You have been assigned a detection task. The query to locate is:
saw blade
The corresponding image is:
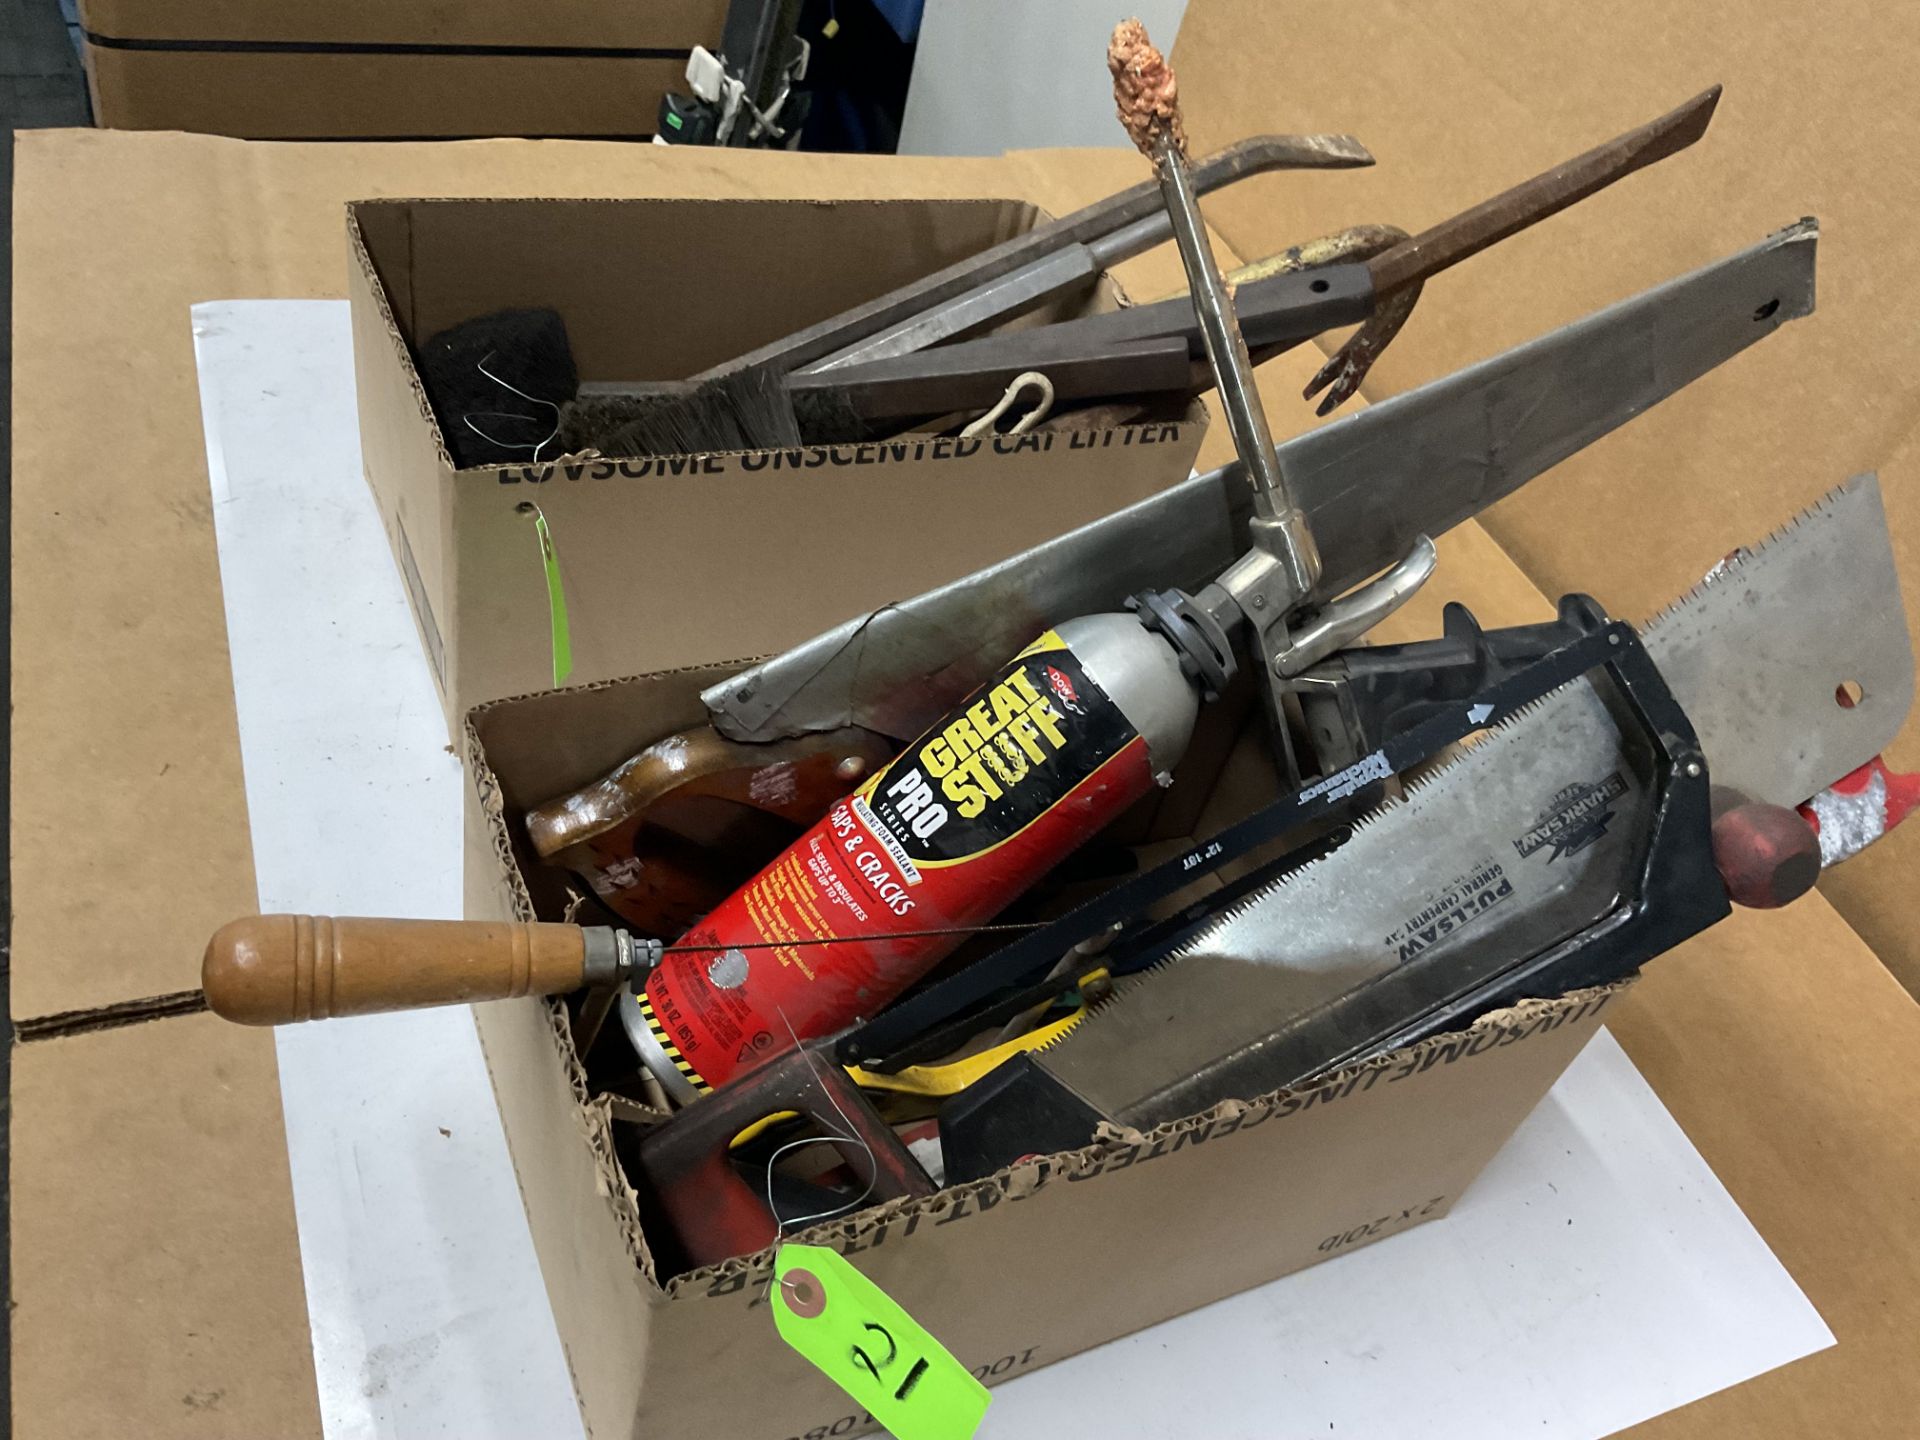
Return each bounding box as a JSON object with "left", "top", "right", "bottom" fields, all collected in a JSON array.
[
  {"left": 1033, "top": 475, "right": 1913, "bottom": 1127},
  {"left": 1635, "top": 473, "right": 1910, "bottom": 807},
  {"left": 1037, "top": 674, "right": 1647, "bottom": 1128}
]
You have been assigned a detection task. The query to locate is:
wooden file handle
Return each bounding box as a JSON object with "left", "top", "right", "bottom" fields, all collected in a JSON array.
[{"left": 203, "top": 915, "right": 596, "bottom": 1025}]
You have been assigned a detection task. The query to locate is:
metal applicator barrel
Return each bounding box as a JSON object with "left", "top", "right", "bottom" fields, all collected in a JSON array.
[{"left": 1109, "top": 18, "right": 1321, "bottom": 602}]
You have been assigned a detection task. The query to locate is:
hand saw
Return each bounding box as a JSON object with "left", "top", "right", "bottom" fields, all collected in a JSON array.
[
  {"left": 901, "top": 474, "right": 1911, "bottom": 1177},
  {"left": 516, "top": 220, "right": 1815, "bottom": 946},
  {"left": 196, "top": 477, "right": 1909, "bottom": 1272},
  {"left": 605, "top": 474, "right": 1910, "bottom": 1268},
  {"left": 708, "top": 219, "right": 1816, "bottom": 747}
]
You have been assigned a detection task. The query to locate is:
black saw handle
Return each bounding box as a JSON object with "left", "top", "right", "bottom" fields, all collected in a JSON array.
[{"left": 941, "top": 609, "right": 1734, "bottom": 1183}]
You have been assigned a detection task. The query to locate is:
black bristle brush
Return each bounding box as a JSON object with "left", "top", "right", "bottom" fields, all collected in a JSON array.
[
  {"left": 414, "top": 307, "right": 579, "bottom": 469},
  {"left": 561, "top": 366, "right": 870, "bottom": 459}
]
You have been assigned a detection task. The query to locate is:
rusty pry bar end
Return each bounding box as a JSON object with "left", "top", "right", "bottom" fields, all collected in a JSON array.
[
  {"left": 1368, "top": 84, "right": 1724, "bottom": 297},
  {"left": 1110, "top": 18, "right": 1186, "bottom": 163},
  {"left": 1308, "top": 83, "right": 1724, "bottom": 410}
]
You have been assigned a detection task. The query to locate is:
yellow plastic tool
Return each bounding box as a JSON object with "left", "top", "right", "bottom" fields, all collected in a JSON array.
[{"left": 726, "top": 981, "right": 1104, "bottom": 1149}]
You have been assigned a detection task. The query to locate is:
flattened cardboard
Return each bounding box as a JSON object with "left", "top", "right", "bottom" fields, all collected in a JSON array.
[
  {"left": 1174, "top": 0, "right": 1920, "bottom": 993},
  {"left": 78, "top": 0, "right": 727, "bottom": 139},
  {"left": 16, "top": 120, "right": 1920, "bottom": 1440},
  {"left": 463, "top": 656, "right": 1616, "bottom": 1438},
  {"left": 1604, "top": 894, "right": 1920, "bottom": 1438},
  {"left": 10, "top": 1015, "right": 321, "bottom": 1439},
  {"left": 348, "top": 194, "right": 1207, "bottom": 731}
]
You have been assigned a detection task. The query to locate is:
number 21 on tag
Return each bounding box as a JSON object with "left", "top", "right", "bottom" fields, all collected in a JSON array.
[{"left": 772, "top": 1245, "right": 990, "bottom": 1440}]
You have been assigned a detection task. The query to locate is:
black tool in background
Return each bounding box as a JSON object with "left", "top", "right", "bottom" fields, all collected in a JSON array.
[{"left": 795, "top": 0, "right": 917, "bottom": 154}]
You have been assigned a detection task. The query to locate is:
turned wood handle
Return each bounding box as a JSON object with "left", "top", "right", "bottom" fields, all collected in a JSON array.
[
  {"left": 1709, "top": 789, "right": 1821, "bottom": 911},
  {"left": 524, "top": 723, "right": 892, "bottom": 859},
  {"left": 203, "top": 915, "right": 591, "bottom": 1025}
]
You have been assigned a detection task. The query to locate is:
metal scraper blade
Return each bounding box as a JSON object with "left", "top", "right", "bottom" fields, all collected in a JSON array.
[
  {"left": 1030, "top": 476, "right": 1912, "bottom": 1129},
  {"left": 1638, "top": 472, "right": 1911, "bottom": 807}
]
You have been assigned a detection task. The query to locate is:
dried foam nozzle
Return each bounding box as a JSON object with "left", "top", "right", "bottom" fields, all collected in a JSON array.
[{"left": 1108, "top": 18, "right": 1186, "bottom": 161}]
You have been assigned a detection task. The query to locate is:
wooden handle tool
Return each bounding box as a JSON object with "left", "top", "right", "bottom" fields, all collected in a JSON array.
[
  {"left": 202, "top": 915, "right": 641, "bottom": 1025},
  {"left": 1709, "top": 789, "right": 1821, "bottom": 910}
]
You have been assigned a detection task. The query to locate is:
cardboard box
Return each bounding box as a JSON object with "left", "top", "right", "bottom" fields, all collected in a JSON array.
[
  {"left": 459, "top": 658, "right": 1618, "bottom": 1439},
  {"left": 14, "top": 112, "right": 1920, "bottom": 1438},
  {"left": 347, "top": 194, "right": 1209, "bottom": 733},
  {"left": 78, "top": 0, "right": 726, "bottom": 139}
]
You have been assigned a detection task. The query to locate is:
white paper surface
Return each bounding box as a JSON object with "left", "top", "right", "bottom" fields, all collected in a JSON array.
[
  {"left": 195, "top": 300, "right": 585, "bottom": 1440},
  {"left": 197, "top": 299, "right": 1833, "bottom": 1440},
  {"left": 987, "top": 1028, "right": 1832, "bottom": 1437}
]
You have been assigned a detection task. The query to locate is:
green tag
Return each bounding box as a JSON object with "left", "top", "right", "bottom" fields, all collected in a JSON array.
[
  {"left": 532, "top": 509, "right": 574, "bottom": 687},
  {"left": 772, "top": 1245, "right": 990, "bottom": 1440}
]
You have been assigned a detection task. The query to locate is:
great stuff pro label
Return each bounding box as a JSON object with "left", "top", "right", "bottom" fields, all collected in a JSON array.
[{"left": 638, "top": 631, "right": 1154, "bottom": 1089}]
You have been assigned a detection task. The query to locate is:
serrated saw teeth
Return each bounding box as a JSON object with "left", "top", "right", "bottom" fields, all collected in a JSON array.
[
  {"left": 1640, "top": 473, "right": 1866, "bottom": 633},
  {"left": 1037, "top": 473, "right": 1910, "bottom": 1081}
]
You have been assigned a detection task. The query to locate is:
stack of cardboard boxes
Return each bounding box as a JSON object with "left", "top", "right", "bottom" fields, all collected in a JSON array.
[{"left": 77, "top": 0, "right": 727, "bottom": 139}]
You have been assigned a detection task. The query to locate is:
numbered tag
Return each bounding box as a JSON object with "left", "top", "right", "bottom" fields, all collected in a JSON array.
[{"left": 772, "top": 1245, "right": 990, "bottom": 1440}]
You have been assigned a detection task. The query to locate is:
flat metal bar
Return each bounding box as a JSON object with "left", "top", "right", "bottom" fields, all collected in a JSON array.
[
  {"left": 1288, "top": 217, "right": 1817, "bottom": 600},
  {"left": 698, "top": 133, "right": 1373, "bottom": 379},
  {"left": 805, "top": 245, "right": 1102, "bottom": 374},
  {"left": 789, "top": 332, "right": 1195, "bottom": 420},
  {"left": 707, "top": 221, "right": 1817, "bottom": 742},
  {"left": 1370, "top": 87, "right": 1722, "bottom": 295},
  {"left": 807, "top": 263, "right": 1375, "bottom": 409},
  {"left": 801, "top": 209, "right": 1187, "bottom": 377}
]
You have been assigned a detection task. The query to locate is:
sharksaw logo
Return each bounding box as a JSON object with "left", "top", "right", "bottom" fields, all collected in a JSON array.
[{"left": 1514, "top": 772, "right": 1630, "bottom": 862}]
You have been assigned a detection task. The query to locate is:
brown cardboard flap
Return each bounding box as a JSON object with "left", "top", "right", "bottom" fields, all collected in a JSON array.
[
  {"left": 1609, "top": 892, "right": 1920, "bottom": 1437},
  {"left": 1173, "top": 0, "right": 1920, "bottom": 992},
  {"left": 78, "top": 0, "right": 727, "bottom": 49},
  {"left": 10, "top": 1015, "right": 321, "bottom": 1439},
  {"left": 366, "top": 196, "right": 1043, "bottom": 391},
  {"left": 472, "top": 663, "right": 747, "bottom": 815}
]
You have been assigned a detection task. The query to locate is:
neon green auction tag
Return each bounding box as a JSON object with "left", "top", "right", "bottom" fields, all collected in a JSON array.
[
  {"left": 772, "top": 1245, "right": 990, "bottom": 1440},
  {"left": 531, "top": 509, "right": 573, "bottom": 687}
]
